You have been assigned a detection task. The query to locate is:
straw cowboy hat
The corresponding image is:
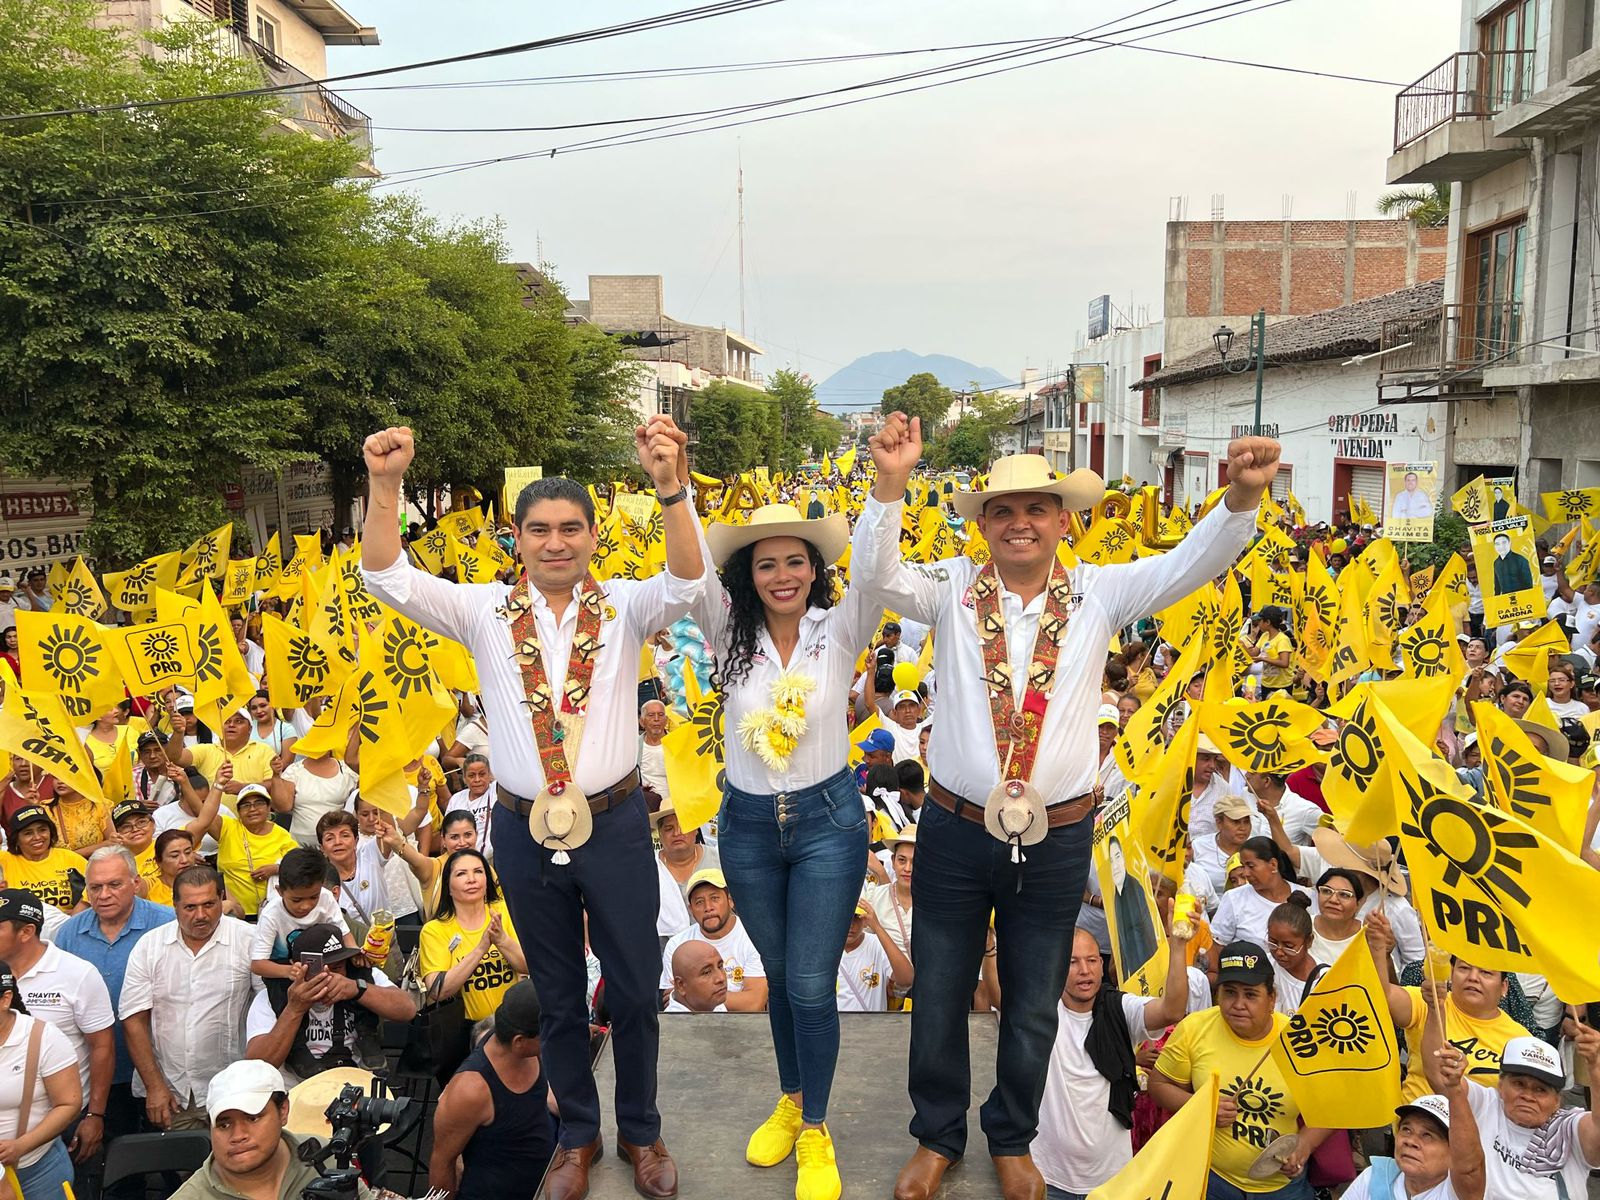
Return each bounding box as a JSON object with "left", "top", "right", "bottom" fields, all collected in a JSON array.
[
  {"left": 1310, "top": 826, "right": 1408, "bottom": 898},
  {"left": 529, "top": 783, "right": 594, "bottom": 864},
  {"left": 285, "top": 1068, "right": 394, "bottom": 1139},
  {"left": 705, "top": 503, "right": 849, "bottom": 569},
  {"left": 951, "top": 454, "right": 1104, "bottom": 520}
]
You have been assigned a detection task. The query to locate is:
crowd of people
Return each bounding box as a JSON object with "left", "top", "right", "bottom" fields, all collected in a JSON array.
[{"left": 0, "top": 411, "right": 1595, "bottom": 1200}]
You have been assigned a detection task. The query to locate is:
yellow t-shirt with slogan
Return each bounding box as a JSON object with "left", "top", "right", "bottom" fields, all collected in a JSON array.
[
  {"left": 215, "top": 815, "right": 298, "bottom": 917},
  {"left": 1400, "top": 986, "right": 1526, "bottom": 1103},
  {"left": 1155, "top": 1008, "right": 1298, "bottom": 1192},
  {"left": 1259, "top": 631, "right": 1295, "bottom": 690},
  {"left": 0, "top": 848, "right": 88, "bottom": 910},
  {"left": 189, "top": 742, "right": 275, "bottom": 789},
  {"left": 419, "top": 901, "right": 520, "bottom": 1022}
]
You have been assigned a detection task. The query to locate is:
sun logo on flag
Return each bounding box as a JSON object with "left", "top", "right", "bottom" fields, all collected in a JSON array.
[
  {"left": 60, "top": 581, "right": 96, "bottom": 616},
  {"left": 39, "top": 625, "right": 100, "bottom": 694},
  {"left": 1221, "top": 705, "right": 1293, "bottom": 771},
  {"left": 1557, "top": 491, "right": 1594, "bottom": 520},
  {"left": 1374, "top": 591, "right": 1403, "bottom": 636},
  {"left": 691, "top": 692, "right": 725, "bottom": 759},
  {"left": 139, "top": 628, "right": 182, "bottom": 667},
  {"left": 353, "top": 672, "right": 389, "bottom": 745},
  {"left": 381, "top": 623, "right": 437, "bottom": 700},
  {"left": 287, "top": 635, "right": 330, "bottom": 689},
  {"left": 1330, "top": 704, "right": 1381, "bottom": 793},
  {"left": 1484, "top": 738, "right": 1552, "bottom": 824},
  {"left": 1308, "top": 1002, "right": 1378, "bottom": 1055},
  {"left": 1209, "top": 606, "right": 1243, "bottom": 659},
  {"left": 1229, "top": 1075, "right": 1285, "bottom": 1125},
  {"left": 1401, "top": 629, "right": 1448, "bottom": 675},
  {"left": 1399, "top": 776, "right": 1534, "bottom": 907}
]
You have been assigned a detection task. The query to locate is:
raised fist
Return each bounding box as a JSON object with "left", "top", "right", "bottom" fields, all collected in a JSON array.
[{"left": 364, "top": 427, "right": 415, "bottom": 481}]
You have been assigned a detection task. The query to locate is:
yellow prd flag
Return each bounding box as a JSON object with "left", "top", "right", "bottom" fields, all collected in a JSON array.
[
  {"left": 180, "top": 522, "right": 233, "bottom": 582},
  {"left": 1397, "top": 752, "right": 1600, "bottom": 998},
  {"left": 59, "top": 558, "right": 106, "bottom": 620},
  {"left": 682, "top": 657, "right": 704, "bottom": 711},
  {"left": 1298, "top": 553, "right": 1338, "bottom": 672},
  {"left": 820, "top": 452, "right": 833, "bottom": 477},
  {"left": 1086, "top": 1071, "right": 1216, "bottom": 1200},
  {"left": 1541, "top": 488, "right": 1600, "bottom": 525},
  {"left": 1155, "top": 583, "right": 1218, "bottom": 658},
  {"left": 662, "top": 690, "right": 725, "bottom": 831},
  {"left": 103, "top": 551, "right": 181, "bottom": 616},
  {"left": 254, "top": 532, "right": 283, "bottom": 592},
  {"left": 1114, "top": 634, "right": 1204, "bottom": 785},
  {"left": 218, "top": 558, "right": 258, "bottom": 608},
  {"left": 1198, "top": 695, "right": 1326, "bottom": 776},
  {"left": 0, "top": 663, "right": 107, "bottom": 804},
  {"left": 1073, "top": 518, "right": 1140, "bottom": 566},
  {"left": 45, "top": 561, "right": 68, "bottom": 605},
  {"left": 436, "top": 508, "right": 483, "bottom": 541},
  {"left": 410, "top": 527, "right": 451, "bottom": 577},
  {"left": 105, "top": 617, "right": 203, "bottom": 697},
  {"left": 273, "top": 533, "right": 324, "bottom": 600},
  {"left": 350, "top": 612, "right": 457, "bottom": 813},
  {"left": 1322, "top": 693, "right": 1406, "bottom": 845},
  {"left": 1397, "top": 585, "right": 1465, "bottom": 681},
  {"left": 1453, "top": 477, "right": 1492, "bottom": 526},
  {"left": 1269, "top": 928, "right": 1400, "bottom": 1129},
  {"left": 1502, "top": 620, "right": 1566, "bottom": 694},
  {"left": 1129, "top": 716, "right": 1199, "bottom": 886},
  {"left": 1317, "top": 573, "right": 1371, "bottom": 685},
  {"left": 1364, "top": 553, "right": 1410, "bottom": 671},
  {"left": 333, "top": 549, "right": 382, "bottom": 628},
  {"left": 1327, "top": 675, "right": 1455, "bottom": 750},
  {"left": 196, "top": 583, "right": 255, "bottom": 705},
  {"left": 261, "top": 614, "right": 346, "bottom": 712},
  {"left": 1201, "top": 571, "right": 1243, "bottom": 699},
  {"left": 589, "top": 511, "right": 626, "bottom": 581},
  {"left": 16, "top": 610, "right": 125, "bottom": 722},
  {"left": 834, "top": 446, "right": 856, "bottom": 478},
  {"left": 1473, "top": 701, "right": 1591, "bottom": 851},
  {"left": 847, "top": 710, "right": 883, "bottom": 769},
  {"left": 292, "top": 678, "right": 359, "bottom": 760},
  {"left": 448, "top": 537, "right": 500, "bottom": 585}
]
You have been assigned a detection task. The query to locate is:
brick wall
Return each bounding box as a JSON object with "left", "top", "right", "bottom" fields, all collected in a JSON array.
[{"left": 587, "top": 275, "right": 665, "bottom": 329}]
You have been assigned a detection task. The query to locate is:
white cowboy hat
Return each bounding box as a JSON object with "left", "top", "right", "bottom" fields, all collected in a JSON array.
[
  {"left": 705, "top": 503, "right": 849, "bottom": 569},
  {"left": 285, "top": 1068, "right": 394, "bottom": 1139},
  {"left": 951, "top": 454, "right": 1104, "bottom": 520}
]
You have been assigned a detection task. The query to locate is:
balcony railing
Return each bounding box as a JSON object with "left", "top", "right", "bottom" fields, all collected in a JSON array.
[
  {"left": 1376, "top": 301, "right": 1522, "bottom": 402},
  {"left": 1394, "top": 50, "right": 1534, "bottom": 151}
]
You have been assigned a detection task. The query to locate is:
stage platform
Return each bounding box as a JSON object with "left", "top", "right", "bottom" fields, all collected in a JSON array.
[{"left": 536, "top": 1012, "right": 1002, "bottom": 1198}]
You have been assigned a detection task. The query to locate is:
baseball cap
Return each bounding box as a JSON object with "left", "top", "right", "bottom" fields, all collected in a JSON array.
[
  {"left": 1544, "top": 555, "right": 1558, "bottom": 566},
  {"left": 7, "top": 806, "right": 51, "bottom": 839},
  {"left": 856, "top": 729, "right": 895, "bottom": 754},
  {"left": 890, "top": 689, "right": 920, "bottom": 707},
  {"left": 206, "top": 1060, "right": 286, "bottom": 1123},
  {"left": 287, "top": 923, "right": 362, "bottom": 965},
  {"left": 1225, "top": 852, "right": 1243, "bottom": 876},
  {"left": 0, "top": 890, "right": 45, "bottom": 931},
  {"left": 174, "top": 696, "right": 195, "bottom": 714},
  {"left": 1214, "top": 794, "right": 1253, "bottom": 821},
  {"left": 685, "top": 868, "right": 727, "bottom": 899},
  {"left": 236, "top": 782, "right": 272, "bottom": 807},
  {"left": 853, "top": 895, "right": 871, "bottom": 918},
  {"left": 1394, "top": 1094, "right": 1451, "bottom": 1132},
  {"left": 1215, "top": 940, "right": 1274, "bottom": 986},
  {"left": 1500, "top": 1036, "right": 1564, "bottom": 1089},
  {"left": 135, "top": 731, "right": 163, "bottom": 752},
  {"left": 111, "top": 801, "right": 152, "bottom": 828},
  {"left": 1097, "top": 703, "right": 1120, "bottom": 726}
]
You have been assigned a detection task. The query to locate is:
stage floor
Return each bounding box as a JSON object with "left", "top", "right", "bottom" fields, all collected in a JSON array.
[{"left": 537, "top": 1012, "right": 1002, "bottom": 1198}]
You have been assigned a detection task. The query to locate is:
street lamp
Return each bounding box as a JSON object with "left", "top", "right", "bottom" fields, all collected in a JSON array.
[{"left": 1214, "top": 307, "right": 1267, "bottom": 435}]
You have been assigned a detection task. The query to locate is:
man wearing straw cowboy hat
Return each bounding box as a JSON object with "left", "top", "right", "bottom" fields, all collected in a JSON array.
[
  {"left": 858, "top": 413, "right": 1280, "bottom": 1200},
  {"left": 361, "top": 417, "right": 703, "bottom": 1200}
]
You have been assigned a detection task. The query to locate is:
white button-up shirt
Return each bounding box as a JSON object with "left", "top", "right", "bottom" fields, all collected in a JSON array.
[
  {"left": 849, "top": 496, "right": 1257, "bottom": 806},
  {"left": 118, "top": 916, "right": 259, "bottom": 1102},
  {"left": 365, "top": 553, "right": 700, "bottom": 797}
]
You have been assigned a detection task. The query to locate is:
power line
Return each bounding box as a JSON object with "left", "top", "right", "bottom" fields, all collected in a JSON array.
[{"left": 0, "top": 0, "right": 789, "bottom": 124}]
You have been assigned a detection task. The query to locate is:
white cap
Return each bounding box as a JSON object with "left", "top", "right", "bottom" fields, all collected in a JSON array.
[
  {"left": 890, "top": 689, "right": 920, "bottom": 707},
  {"left": 1501, "top": 1036, "right": 1565, "bottom": 1088},
  {"left": 1097, "top": 703, "right": 1120, "bottom": 726},
  {"left": 206, "top": 1059, "right": 285, "bottom": 1122},
  {"left": 1394, "top": 1093, "right": 1451, "bottom": 1130}
]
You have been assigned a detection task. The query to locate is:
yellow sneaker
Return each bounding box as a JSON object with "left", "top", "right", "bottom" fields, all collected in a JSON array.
[
  {"left": 795, "top": 1126, "right": 841, "bottom": 1200},
  {"left": 746, "top": 1094, "right": 804, "bottom": 1167}
]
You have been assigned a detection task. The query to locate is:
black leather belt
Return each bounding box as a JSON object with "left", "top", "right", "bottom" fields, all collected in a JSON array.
[
  {"left": 496, "top": 769, "right": 642, "bottom": 818},
  {"left": 928, "top": 778, "right": 1096, "bottom": 829}
]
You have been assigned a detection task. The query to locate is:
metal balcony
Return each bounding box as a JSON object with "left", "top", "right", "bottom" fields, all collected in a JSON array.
[
  {"left": 1376, "top": 301, "right": 1522, "bottom": 403},
  {"left": 1387, "top": 51, "right": 1532, "bottom": 184}
]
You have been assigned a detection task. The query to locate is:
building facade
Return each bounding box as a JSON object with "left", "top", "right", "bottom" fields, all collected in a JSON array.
[
  {"left": 1047, "top": 321, "right": 1167, "bottom": 488},
  {"left": 1382, "top": 0, "right": 1600, "bottom": 497}
]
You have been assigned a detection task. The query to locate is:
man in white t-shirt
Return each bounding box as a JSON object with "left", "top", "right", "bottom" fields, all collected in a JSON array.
[
  {"left": 663, "top": 941, "right": 729, "bottom": 1013},
  {"left": 835, "top": 897, "right": 908, "bottom": 1013},
  {"left": 637, "top": 701, "right": 670, "bottom": 801},
  {"left": 658, "top": 869, "right": 767, "bottom": 1012},
  {"left": 1034, "top": 927, "right": 1191, "bottom": 1198}
]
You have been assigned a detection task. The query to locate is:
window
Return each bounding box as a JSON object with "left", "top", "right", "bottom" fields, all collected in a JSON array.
[
  {"left": 1141, "top": 354, "right": 1161, "bottom": 425},
  {"left": 1463, "top": 216, "right": 1526, "bottom": 362},
  {"left": 254, "top": 12, "right": 278, "bottom": 55},
  {"left": 1477, "top": 0, "right": 1535, "bottom": 109}
]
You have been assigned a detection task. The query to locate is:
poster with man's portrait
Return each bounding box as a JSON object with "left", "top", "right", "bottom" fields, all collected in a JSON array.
[
  {"left": 1487, "top": 477, "right": 1518, "bottom": 523},
  {"left": 1472, "top": 516, "right": 1542, "bottom": 627},
  {"left": 1091, "top": 789, "right": 1169, "bottom": 997},
  {"left": 1383, "top": 462, "right": 1437, "bottom": 542}
]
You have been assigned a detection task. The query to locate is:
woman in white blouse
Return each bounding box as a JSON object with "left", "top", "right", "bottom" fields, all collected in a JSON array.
[
  {"left": 1208, "top": 836, "right": 1316, "bottom": 982},
  {"left": 694, "top": 503, "right": 881, "bottom": 1200},
  {"left": 0, "top": 962, "right": 79, "bottom": 1199}
]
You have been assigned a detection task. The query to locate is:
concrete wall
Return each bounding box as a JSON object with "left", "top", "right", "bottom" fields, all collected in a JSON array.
[
  {"left": 1066, "top": 322, "right": 1165, "bottom": 484},
  {"left": 588, "top": 275, "right": 666, "bottom": 328},
  {"left": 253, "top": 0, "right": 329, "bottom": 75}
]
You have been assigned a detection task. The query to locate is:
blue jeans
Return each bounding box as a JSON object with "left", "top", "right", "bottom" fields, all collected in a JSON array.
[
  {"left": 1206, "top": 1170, "right": 1313, "bottom": 1200},
  {"left": 492, "top": 788, "right": 661, "bottom": 1149},
  {"left": 1045, "top": 1189, "right": 1087, "bottom": 1200},
  {"left": 14, "top": 1139, "right": 72, "bottom": 1200},
  {"left": 718, "top": 768, "right": 868, "bottom": 1125},
  {"left": 908, "top": 790, "right": 1092, "bottom": 1159}
]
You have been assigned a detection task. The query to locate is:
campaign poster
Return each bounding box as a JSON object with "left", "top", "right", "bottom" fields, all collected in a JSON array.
[
  {"left": 1383, "top": 462, "right": 1437, "bottom": 543},
  {"left": 1472, "top": 516, "right": 1543, "bottom": 628},
  {"left": 1092, "top": 788, "right": 1170, "bottom": 997},
  {"left": 1487, "top": 477, "right": 1518, "bottom": 523}
]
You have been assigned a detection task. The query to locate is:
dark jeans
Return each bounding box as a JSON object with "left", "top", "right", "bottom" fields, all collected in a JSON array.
[
  {"left": 1206, "top": 1170, "right": 1313, "bottom": 1199},
  {"left": 908, "top": 791, "right": 1092, "bottom": 1159},
  {"left": 718, "top": 768, "right": 868, "bottom": 1125},
  {"left": 492, "top": 788, "right": 661, "bottom": 1148},
  {"left": 70, "top": 1080, "right": 141, "bottom": 1200}
]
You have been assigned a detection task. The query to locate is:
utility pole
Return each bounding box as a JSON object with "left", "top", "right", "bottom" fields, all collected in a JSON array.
[
  {"left": 737, "top": 144, "right": 746, "bottom": 335},
  {"left": 1251, "top": 307, "right": 1266, "bottom": 435},
  {"left": 1066, "top": 366, "right": 1078, "bottom": 471}
]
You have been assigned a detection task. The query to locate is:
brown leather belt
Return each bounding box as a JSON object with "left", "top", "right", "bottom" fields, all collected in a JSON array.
[
  {"left": 928, "top": 778, "right": 1097, "bottom": 829},
  {"left": 496, "top": 769, "right": 642, "bottom": 818}
]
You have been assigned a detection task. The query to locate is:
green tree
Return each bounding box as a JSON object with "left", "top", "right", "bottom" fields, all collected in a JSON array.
[
  {"left": 766, "top": 368, "right": 819, "bottom": 472},
  {"left": 808, "top": 412, "right": 845, "bottom": 457},
  {"left": 689, "top": 380, "right": 775, "bottom": 477},
  {"left": 1376, "top": 183, "right": 1451, "bottom": 228},
  {"left": 880, "top": 372, "right": 955, "bottom": 434},
  {"left": 927, "top": 390, "right": 1016, "bottom": 469}
]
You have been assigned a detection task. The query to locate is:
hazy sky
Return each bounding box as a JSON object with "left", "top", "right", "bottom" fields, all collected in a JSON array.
[{"left": 329, "top": 0, "right": 1459, "bottom": 402}]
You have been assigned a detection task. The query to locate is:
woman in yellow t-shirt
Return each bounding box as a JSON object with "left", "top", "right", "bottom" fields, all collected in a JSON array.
[
  {"left": 418, "top": 848, "right": 527, "bottom": 1022},
  {"left": 0, "top": 806, "right": 88, "bottom": 911},
  {"left": 205, "top": 783, "right": 297, "bottom": 916},
  {"left": 1151, "top": 942, "right": 1329, "bottom": 1193},
  {"left": 1248, "top": 608, "right": 1296, "bottom": 696}
]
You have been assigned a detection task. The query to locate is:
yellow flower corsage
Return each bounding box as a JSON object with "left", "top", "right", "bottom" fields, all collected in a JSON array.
[{"left": 737, "top": 669, "right": 816, "bottom": 770}]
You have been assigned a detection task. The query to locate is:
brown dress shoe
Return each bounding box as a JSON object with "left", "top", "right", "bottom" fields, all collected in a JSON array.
[
  {"left": 893, "top": 1145, "right": 958, "bottom": 1200},
  {"left": 617, "top": 1137, "right": 679, "bottom": 1199},
  {"left": 991, "top": 1153, "right": 1045, "bottom": 1200},
  {"left": 543, "top": 1137, "right": 602, "bottom": 1200}
]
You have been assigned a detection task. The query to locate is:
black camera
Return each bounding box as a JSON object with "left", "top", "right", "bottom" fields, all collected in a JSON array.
[{"left": 299, "top": 1081, "right": 414, "bottom": 1200}]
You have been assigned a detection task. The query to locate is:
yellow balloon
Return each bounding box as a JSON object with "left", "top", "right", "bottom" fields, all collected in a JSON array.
[
  {"left": 892, "top": 662, "right": 922, "bottom": 692},
  {"left": 1331, "top": 538, "right": 1349, "bottom": 554}
]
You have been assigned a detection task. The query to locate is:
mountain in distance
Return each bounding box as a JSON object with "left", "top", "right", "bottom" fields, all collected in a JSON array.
[{"left": 814, "top": 349, "right": 1011, "bottom": 411}]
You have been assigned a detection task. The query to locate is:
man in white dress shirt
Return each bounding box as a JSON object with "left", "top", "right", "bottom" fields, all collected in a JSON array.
[
  {"left": 858, "top": 414, "right": 1279, "bottom": 1200},
  {"left": 361, "top": 419, "right": 702, "bottom": 1200}
]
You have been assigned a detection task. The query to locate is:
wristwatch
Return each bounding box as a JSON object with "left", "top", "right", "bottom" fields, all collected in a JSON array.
[
  {"left": 355, "top": 978, "right": 369, "bottom": 998},
  {"left": 658, "top": 486, "right": 689, "bottom": 507}
]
